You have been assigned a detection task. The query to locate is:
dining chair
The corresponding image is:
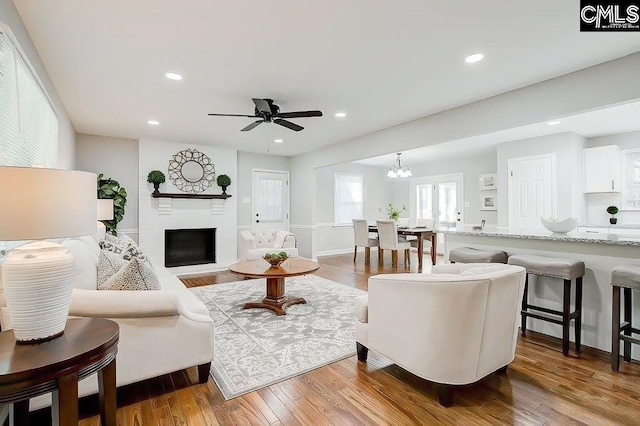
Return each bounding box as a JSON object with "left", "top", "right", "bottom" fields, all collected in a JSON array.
[
  {"left": 352, "top": 219, "right": 378, "bottom": 265},
  {"left": 376, "top": 220, "right": 411, "bottom": 268}
]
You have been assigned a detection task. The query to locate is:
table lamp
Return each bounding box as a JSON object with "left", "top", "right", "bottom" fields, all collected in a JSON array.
[
  {"left": 97, "top": 198, "right": 114, "bottom": 234},
  {"left": 0, "top": 167, "right": 96, "bottom": 343}
]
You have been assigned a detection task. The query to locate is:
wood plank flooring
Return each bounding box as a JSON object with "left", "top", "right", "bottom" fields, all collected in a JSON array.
[{"left": 29, "top": 252, "right": 640, "bottom": 425}]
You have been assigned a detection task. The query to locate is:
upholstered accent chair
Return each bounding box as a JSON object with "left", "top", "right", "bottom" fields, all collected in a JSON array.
[
  {"left": 354, "top": 263, "right": 526, "bottom": 406},
  {"left": 239, "top": 228, "right": 298, "bottom": 261}
]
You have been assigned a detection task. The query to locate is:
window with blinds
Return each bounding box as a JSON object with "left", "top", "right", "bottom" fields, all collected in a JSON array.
[
  {"left": 334, "top": 173, "right": 364, "bottom": 225},
  {"left": 0, "top": 26, "right": 58, "bottom": 168}
]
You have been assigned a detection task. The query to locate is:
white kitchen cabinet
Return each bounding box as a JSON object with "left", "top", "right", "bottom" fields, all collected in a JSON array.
[{"left": 583, "top": 145, "right": 621, "bottom": 193}]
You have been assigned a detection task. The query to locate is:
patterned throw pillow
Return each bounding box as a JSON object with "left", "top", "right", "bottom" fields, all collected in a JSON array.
[
  {"left": 100, "top": 234, "right": 148, "bottom": 262},
  {"left": 98, "top": 257, "right": 161, "bottom": 291},
  {"left": 97, "top": 250, "right": 129, "bottom": 287}
]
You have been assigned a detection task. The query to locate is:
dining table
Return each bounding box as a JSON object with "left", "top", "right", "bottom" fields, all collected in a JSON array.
[{"left": 368, "top": 225, "right": 437, "bottom": 270}]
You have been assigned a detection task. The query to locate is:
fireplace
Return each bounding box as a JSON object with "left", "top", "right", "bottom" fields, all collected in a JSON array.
[{"left": 165, "top": 228, "right": 216, "bottom": 268}]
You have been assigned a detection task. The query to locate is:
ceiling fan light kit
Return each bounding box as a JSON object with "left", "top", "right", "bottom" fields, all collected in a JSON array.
[
  {"left": 208, "top": 98, "right": 323, "bottom": 132},
  {"left": 387, "top": 153, "right": 412, "bottom": 178}
]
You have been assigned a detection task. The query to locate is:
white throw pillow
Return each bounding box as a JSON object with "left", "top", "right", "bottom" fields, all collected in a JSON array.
[
  {"left": 100, "top": 234, "right": 147, "bottom": 262},
  {"left": 62, "top": 238, "right": 99, "bottom": 290},
  {"left": 97, "top": 250, "right": 128, "bottom": 287},
  {"left": 99, "top": 257, "right": 161, "bottom": 291}
]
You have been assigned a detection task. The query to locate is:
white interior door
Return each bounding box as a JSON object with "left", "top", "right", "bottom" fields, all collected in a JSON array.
[
  {"left": 252, "top": 170, "right": 290, "bottom": 230},
  {"left": 508, "top": 154, "right": 557, "bottom": 230},
  {"left": 411, "top": 173, "right": 463, "bottom": 229}
]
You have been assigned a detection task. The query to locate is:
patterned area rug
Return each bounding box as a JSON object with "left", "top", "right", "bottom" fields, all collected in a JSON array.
[{"left": 191, "top": 275, "right": 366, "bottom": 400}]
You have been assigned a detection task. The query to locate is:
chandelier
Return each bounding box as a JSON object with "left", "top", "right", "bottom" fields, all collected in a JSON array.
[{"left": 387, "top": 153, "right": 412, "bottom": 178}]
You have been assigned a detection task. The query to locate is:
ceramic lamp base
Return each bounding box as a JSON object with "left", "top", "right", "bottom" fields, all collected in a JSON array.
[{"left": 2, "top": 241, "right": 74, "bottom": 343}]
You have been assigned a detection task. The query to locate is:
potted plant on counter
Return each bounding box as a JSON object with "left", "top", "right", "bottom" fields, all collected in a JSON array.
[
  {"left": 147, "top": 170, "right": 166, "bottom": 194},
  {"left": 607, "top": 205, "right": 619, "bottom": 225},
  {"left": 217, "top": 174, "right": 231, "bottom": 195}
]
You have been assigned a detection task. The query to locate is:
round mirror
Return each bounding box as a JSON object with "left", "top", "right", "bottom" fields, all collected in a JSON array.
[{"left": 182, "top": 161, "right": 204, "bottom": 183}]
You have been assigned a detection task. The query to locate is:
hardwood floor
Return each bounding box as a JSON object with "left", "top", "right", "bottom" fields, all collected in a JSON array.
[{"left": 29, "top": 252, "right": 640, "bottom": 425}]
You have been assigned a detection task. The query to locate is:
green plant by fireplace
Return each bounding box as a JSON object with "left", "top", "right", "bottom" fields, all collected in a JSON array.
[
  {"left": 97, "top": 173, "right": 127, "bottom": 235},
  {"left": 147, "top": 170, "right": 166, "bottom": 194},
  {"left": 217, "top": 174, "right": 231, "bottom": 195}
]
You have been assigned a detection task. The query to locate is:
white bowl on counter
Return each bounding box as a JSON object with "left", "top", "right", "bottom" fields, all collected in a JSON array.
[{"left": 540, "top": 217, "right": 578, "bottom": 234}]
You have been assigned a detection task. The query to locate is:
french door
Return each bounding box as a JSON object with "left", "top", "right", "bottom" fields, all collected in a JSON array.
[
  {"left": 410, "top": 173, "right": 463, "bottom": 229},
  {"left": 252, "top": 170, "right": 290, "bottom": 230}
]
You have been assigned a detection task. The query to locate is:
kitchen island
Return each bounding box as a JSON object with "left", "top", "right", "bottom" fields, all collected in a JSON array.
[{"left": 442, "top": 228, "right": 640, "bottom": 357}]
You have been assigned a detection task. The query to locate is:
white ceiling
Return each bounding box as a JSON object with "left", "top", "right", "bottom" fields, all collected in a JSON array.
[
  {"left": 355, "top": 100, "right": 640, "bottom": 167},
  {"left": 12, "top": 0, "right": 640, "bottom": 156}
]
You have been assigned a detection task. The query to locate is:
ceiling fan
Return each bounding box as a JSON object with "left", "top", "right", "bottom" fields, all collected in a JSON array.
[{"left": 208, "top": 98, "right": 323, "bottom": 132}]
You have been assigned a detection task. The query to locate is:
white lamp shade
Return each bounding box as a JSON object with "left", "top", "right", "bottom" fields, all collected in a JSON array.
[
  {"left": 97, "top": 198, "right": 114, "bottom": 220},
  {"left": 0, "top": 167, "right": 97, "bottom": 240}
]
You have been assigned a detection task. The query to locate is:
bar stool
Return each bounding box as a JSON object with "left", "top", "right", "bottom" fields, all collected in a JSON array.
[
  {"left": 508, "top": 254, "right": 585, "bottom": 356},
  {"left": 611, "top": 265, "right": 640, "bottom": 371},
  {"left": 449, "top": 247, "right": 508, "bottom": 264}
]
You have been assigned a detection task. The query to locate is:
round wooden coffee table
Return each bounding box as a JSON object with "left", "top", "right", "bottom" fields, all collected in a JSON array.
[{"left": 229, "top": 258, "right": 320, "bottom": 316}]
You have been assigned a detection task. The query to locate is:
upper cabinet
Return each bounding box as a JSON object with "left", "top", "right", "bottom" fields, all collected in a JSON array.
[{"left": 583, "top": 145, "right": 621, "bottom": 193}]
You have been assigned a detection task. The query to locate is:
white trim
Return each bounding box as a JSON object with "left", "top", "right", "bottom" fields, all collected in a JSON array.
[
  {"left": 620, "top": 148, "right": 640, "bottom": 211},
  {"left": 507, "top": 152, "right": 558, "bottom": 228},
  {"left": 290, "top": 224, "right": 318, "bottom": 230},
  {"left": 409, "top": 172, "right": 464, "bottom": 227},
  {"left": 0, "top": 23, "right": 57, "bottom": 116},
  {"left": 251, "top": 169, "right": 290, "bottom": 231}
]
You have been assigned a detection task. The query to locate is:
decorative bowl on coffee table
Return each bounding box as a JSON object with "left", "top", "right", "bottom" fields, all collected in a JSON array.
[{"left": 262, "top": 252, "right": 289, "bottom": 268}]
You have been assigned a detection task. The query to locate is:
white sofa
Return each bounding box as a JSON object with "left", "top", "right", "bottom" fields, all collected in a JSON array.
[
  {"left": 239, "top": 229, "right": 298, "bottom": 261},
  {"left": 354, "top": 263, "right": 526, "bottom": 406},
  {"left": 0, "top": 227, "right": 214, "bottom": 411}
]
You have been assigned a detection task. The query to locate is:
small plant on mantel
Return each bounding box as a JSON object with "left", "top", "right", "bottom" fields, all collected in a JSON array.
[
  {"left": 607, "top": 205, "right": 619, "bottom": 225},
  {"left": 147, "top": 170, "right": 166, "bottom": 194},
  {"left": 217, "top": 174, "right": 231, "bottom": 195}
]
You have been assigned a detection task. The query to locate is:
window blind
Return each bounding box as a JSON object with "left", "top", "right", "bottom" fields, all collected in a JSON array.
[
  {"left": 0, "top": 28, "right": 58, "bottom": 168},
  {"left": 334, "top": 173, "right": 364, "bottom": 225}
]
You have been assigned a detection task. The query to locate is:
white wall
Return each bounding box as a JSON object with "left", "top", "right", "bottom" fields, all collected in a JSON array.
[
  {"left": 497, "top": 132, "right": 586, "bottom": 228},
  {"left": 138, "top": 139, "right": 238, "bottom": 274},
  {"left": 290, "top": 53, "right": 640, "bottom": 258},
  {"left": 0, "top": 0, "right": 75, "bottom": 168},
  {"left": 315, "top": 163, "right": 392, "bottom": 255},
  {"left": 76, "top": 134, "right": 139, "bottom": 238},
  {"left": 585, "top": 130, "right": 640, "bottom": 225}
]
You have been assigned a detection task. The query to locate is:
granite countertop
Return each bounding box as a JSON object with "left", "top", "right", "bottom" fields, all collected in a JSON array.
[
  {"left": 579, "top": 223, "right": 640, "bottom": 230},
  {"left": 439, "top": 228, "right": 640, "bottom": 247}
]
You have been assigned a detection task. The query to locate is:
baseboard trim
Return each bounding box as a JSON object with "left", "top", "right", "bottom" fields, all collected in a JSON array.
[{"left": 317, "top": 247, "right": 377, "bottom": 257}]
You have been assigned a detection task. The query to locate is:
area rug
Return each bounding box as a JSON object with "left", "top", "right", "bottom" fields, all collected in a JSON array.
[{"left": 190, "top": 275, "right": 366, "bottom": 399}]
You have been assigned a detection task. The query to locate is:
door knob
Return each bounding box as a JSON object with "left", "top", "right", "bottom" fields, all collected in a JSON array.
[{"left": 256, "top": 220, "right": 260, "bottom": 223}]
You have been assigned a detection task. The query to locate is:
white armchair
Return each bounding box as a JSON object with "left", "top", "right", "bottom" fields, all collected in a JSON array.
[
  {"left": 239, "top": 228, "right": 298, "bottom": 261},
  {"left": 354, "top": 263, "right": 526, "bottom": 406}
]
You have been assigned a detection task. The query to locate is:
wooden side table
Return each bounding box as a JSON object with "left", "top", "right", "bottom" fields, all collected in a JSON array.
[{"left": 0, "top": 318, "right": 119, "bottom": 426}]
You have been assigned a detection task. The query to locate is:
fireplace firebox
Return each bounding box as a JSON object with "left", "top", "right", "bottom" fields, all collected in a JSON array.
[{"left": 165, "top": 228, "right": 216, "bottom": 267}]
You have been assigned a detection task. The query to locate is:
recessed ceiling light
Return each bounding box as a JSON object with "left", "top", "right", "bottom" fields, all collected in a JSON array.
[
  {"left": 147, "top": 120, "right": 160, "bottom": 125},
  {"left": 334, "top": 112, "right": 347, "bottom": 118},
  {"left": 465, "top": 53, "right": 484, "bottom": 64},
  {"left": 547, "top": 120, "right": 561, "bottom": 126},
  {"left": 165, "top": 72, "right": 183, "bottom": 81},
  {"left": 274, "top": 139, "right": 283, "bottom": 143}
]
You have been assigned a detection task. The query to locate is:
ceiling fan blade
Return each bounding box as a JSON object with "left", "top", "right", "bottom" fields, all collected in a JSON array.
[
  {"left": 252, "top": 98, "right": 272, "bottom": 114},
  {"left": 277, "top": 110, "right": 323, "bottom": 119},
  {"left": 274, "top": 119, "right": 304, "bottom": 132},
  {"left": 208, "top": 113, "right": 258, "bottom": 117},
  {"left": 240, "top": 120, "right": 263, "bottom": 132}
]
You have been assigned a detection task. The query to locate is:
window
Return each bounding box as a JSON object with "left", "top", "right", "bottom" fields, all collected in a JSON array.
[
  {"left": 334, "top": 173, "right": 363, "bottom": 225},
  {"left": 622, "top": 149, "right": 640, "bottom": 210},
  {"left": 0, "top": 25, "right": 58, "bottom": 168}
]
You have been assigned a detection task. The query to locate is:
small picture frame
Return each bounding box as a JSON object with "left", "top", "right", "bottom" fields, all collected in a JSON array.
[
  {"left": 480, "top": 173, "right": 497, "bottom": 190},
  {"left": 481, "top": 191, "right": 498, "bottom": 211}
]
